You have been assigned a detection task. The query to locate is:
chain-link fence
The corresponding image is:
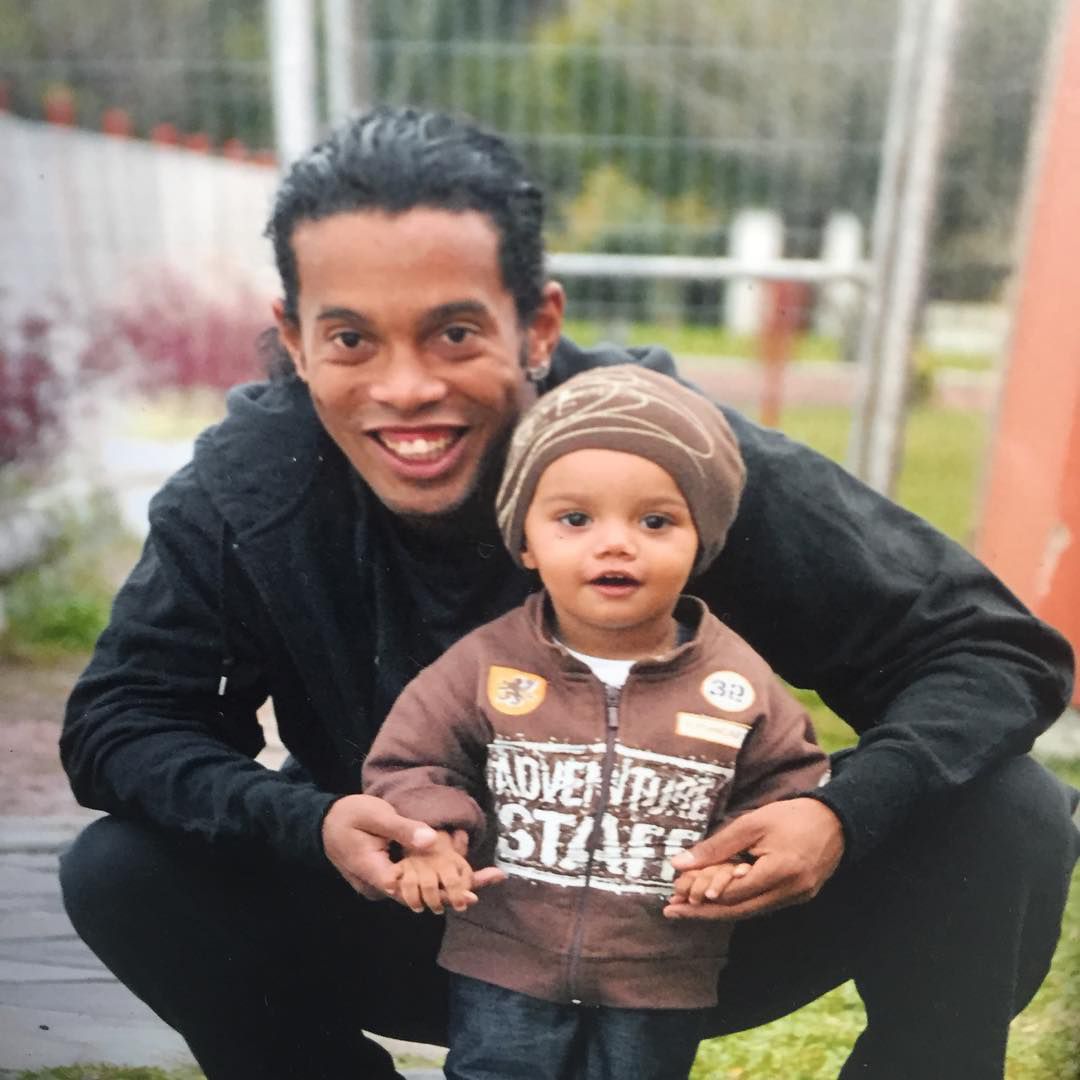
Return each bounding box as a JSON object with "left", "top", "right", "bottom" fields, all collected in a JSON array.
[{"left": 0, "top": 0, "right": 1061, "bottom": 332}]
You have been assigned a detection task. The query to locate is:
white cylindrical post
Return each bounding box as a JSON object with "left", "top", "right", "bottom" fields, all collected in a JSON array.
[
  {"left": 268, "top": 0, "right": 319, "bottom": 169},
  {"left": 323, "top": 0, "right": 355, "bottom": 125},
  {"left": 816, "top": 211, "right": 864, "bottom": 338},
  {"left": 724, "top": 208, "right": 784, "bottom": 336}
]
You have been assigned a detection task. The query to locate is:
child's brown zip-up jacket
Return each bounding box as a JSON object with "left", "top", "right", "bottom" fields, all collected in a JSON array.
[{"left": 363, "top": 592, "right": 829, "bottom": 1010}]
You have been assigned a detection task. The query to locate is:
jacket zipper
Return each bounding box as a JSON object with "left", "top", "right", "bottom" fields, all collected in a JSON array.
[{"left": 564, "top": 682, "right": 621, "bottom": 1002}]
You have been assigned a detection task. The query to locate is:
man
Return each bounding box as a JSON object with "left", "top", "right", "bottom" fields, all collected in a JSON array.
[{"left": 60, "top": 106, "right": 1078, "bottom": 1079}]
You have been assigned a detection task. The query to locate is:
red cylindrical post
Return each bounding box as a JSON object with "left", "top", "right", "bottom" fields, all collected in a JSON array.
[
  {"left": 221, "top": 138, "right": 248, "bottom": 161},
  {"left": 182, "top": 132, "right": 212, "bottom": 153},
  {"left": 101, "top": 107, "right": 132, "bottom": 137},
  {"left": 977, "top": 0, "right": 1080, "bottom": 704},
  {"left": 758, "top": 280, "right": 807, "bottom": 428},
  {"left": 150, "top": 122, "right": 180, "bottom": 146},
  {"left": 43, "top": 86, "right": 75, "bottom": 125}
]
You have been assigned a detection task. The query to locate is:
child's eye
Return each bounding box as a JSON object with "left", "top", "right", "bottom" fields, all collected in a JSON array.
[
  {"left": 558, "top": 511, "right": 590, "bottom": 528},
  {"left": 641, "top": 513, "right": 671, "bottom": 530}
]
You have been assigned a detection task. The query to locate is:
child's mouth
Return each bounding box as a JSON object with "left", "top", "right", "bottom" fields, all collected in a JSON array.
[{"left": 589, "top": 573, "right": 640, "bottom": 594}]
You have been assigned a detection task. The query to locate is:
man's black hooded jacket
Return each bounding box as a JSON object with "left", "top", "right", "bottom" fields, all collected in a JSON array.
[{"left": 61, "top": 340, "right": 1075, "bottom": 869}]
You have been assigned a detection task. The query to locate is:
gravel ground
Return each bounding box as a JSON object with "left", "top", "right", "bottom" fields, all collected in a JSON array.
[{"left": 0, "top": 656, "right": 92, "bottom": 817}]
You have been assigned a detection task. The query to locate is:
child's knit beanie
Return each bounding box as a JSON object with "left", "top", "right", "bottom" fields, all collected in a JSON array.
[{"left": 496, "top": 365, "right": 745, "bottom": 576}]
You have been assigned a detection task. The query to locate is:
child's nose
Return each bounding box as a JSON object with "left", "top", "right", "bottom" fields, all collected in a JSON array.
[{"left": 593, "top": 522, "right": 636, "bottom": 556}]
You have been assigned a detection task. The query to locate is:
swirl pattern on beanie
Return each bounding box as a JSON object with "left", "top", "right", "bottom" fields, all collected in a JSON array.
[{"left": 496, "top": 365, "right": 745, "bottom": 575}]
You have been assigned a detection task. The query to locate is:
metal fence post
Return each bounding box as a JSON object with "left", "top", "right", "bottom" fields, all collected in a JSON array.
[
  {"left": 848, "top": 0, "right": 964, "bottom": 494},
  {"left": 267, "top": 0, "right": 318, "bottom": 169}
]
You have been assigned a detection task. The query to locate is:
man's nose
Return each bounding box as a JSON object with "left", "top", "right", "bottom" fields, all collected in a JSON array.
[{"left": 368, "top": 348, "right": 448, "bottom": 412}]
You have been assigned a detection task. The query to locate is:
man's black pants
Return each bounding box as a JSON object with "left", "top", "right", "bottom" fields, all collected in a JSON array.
[{"left": 60, "top": 756, "right": 1080, "bottom": 1080}]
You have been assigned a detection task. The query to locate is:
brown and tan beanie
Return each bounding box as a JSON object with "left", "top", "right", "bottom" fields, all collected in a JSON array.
[{"left": 496, "top": 365, "right": 745, "bottom": 575}]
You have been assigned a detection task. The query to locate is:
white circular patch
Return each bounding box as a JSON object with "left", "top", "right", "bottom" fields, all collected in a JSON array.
[{"left": 701, "top": 670, "right": 756, "bottom": 713}]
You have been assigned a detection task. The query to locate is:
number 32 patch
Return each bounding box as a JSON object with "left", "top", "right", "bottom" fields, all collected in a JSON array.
[{"left": 701, "top": 670, "right": 756, "bottom": 713}]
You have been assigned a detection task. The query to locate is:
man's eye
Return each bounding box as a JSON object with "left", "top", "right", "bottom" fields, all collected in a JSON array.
[
  {"left": 559, "top": 511, "right": 590, "bottom": 528},
  {"left": 443, "top": 325, "right": 473, "bottom": 345},
  {"left": 333, "top": 330, "right": 363, "bottom": 349},
  {"left": 642, "top": 514, "right": 671, "bottom": 530}
]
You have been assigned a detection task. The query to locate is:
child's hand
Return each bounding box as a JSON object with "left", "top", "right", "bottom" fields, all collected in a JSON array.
[
  {"left": 392, "top": 830, "right": 477, "bottom": 915},
  {"left": 669, "top": 859, "right": 752, "bottom": 907}
]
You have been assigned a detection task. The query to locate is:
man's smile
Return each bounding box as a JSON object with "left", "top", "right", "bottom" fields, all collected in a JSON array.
[{"left": 370, "top": 426, "right": 468, "bottom": 462}]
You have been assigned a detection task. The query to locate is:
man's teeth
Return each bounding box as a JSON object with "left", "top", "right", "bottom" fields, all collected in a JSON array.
[{"left": 380, "top": 434, "right": 456, "bottom": 458}]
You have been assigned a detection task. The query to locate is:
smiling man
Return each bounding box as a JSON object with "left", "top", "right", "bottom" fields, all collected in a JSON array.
[
  {"left": 59, "top": 107, "right": 1078, "bottom": 1080},
  {"left": 276, "top": 207, "right": 563, "bottom": 519}
]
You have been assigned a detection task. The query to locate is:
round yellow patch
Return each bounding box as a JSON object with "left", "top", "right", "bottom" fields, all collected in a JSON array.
[{"left": 487, "top": 666, "right": 548, "bottom": 716}]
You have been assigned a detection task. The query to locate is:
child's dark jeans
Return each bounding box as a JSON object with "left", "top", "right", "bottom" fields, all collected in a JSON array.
[{"left": 444, "top": 973, "right": 709, "bottom": 1080}]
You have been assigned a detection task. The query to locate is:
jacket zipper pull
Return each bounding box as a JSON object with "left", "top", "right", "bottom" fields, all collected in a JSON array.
[{"left": 605, "top": 684, "right": 620, "bottom": 730}]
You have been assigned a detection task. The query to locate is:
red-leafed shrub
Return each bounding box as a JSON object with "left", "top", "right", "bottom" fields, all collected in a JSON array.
[
  {"left": 90, "top": 271, "right": 270, "bottom": 391},
  {"left": 0, "top": 315, "right": 67, "bottom": 466}
]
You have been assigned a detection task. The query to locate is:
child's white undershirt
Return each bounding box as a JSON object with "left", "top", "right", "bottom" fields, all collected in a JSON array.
[
  {"left": 557, "top": 622, "right": 694, "bottom": 689},
  {"left": 559, "top": 645, "right": 634, "bottom": 688}
]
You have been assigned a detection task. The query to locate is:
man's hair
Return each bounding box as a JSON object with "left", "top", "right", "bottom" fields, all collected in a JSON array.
[{"left": 265, "top": 105, "right": 546, "bottom": 330}]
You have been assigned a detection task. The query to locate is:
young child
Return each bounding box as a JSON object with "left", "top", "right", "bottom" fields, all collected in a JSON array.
[{"left": 363, "top": 365, "right": 829, "bottom": 1080}]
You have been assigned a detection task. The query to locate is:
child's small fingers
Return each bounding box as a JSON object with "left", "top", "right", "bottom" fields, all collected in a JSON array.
[
  {"left": 688, "top": 870, "right": 715, "bottom": 904},
  {"left": 444, "top": 862, "right": 474, "bottom": 912},
  {"left": 418, "top": 867, "right": 444, "bottom": 914},
  {"left": 399, "top": 866, "right": 423, "bottom": 913},
  {"left": 670, "top": 870, "right": 696, "bottom": 900},
  {"left": 704, "top": 867, "right": 734, "bottom": 900}
]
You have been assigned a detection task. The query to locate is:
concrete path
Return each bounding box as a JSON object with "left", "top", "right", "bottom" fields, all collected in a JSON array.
[{"left": 0, "top": 815, "right": 444, "bottom": 1077}]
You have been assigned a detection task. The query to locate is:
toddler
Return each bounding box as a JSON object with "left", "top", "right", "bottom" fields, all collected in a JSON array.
[{"left": 363, "top": 365, "right": 829, "bottom": 1080}]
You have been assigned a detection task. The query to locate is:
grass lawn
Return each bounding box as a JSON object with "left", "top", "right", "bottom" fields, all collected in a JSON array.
[
  {"left": 13, "top": 401, "right": 1078, "bottom": 1080},
  {"left": 561, "top": 317, "right": 994, "bottom": 373}
]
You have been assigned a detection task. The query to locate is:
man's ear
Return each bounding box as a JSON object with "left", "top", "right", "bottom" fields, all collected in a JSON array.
[
  {"left": 524, "top": 281, "right": 566, "bottom": 376},
  {"left": 272, "top": 299, "right": 307, "bottom": 381}
]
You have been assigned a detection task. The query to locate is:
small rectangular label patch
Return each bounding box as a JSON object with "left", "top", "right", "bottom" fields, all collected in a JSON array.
[{"left": 675, "top": 712, "right": 751, "bottom": 749}]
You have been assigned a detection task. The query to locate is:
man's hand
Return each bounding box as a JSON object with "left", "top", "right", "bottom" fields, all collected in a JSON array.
[
  {"left": 663, "top": 798, "right": 844, "bottom": 921},
  {"left": 321, "top": 793, "right": 504, "bottom": 901},
  {"left": 392, "top": 831, "right": 478, "bottom": 915}
]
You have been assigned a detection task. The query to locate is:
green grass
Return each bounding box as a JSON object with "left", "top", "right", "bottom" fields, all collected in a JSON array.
[
  {"left": 778, "top": 403, "right": 989, "bottom": 545},
  {"left": 562, "top": 318, "right": 995, "bottom": 371}
]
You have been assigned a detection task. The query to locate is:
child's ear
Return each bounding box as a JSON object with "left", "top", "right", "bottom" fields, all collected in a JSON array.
[{"left": 521, "top": 544, "right": 537, "bottom": 571}]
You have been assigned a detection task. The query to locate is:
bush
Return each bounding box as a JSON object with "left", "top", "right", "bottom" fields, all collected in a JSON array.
[
  {"left": 89, "top": 270, "right": 267, "bottom": 391},
  {"left": 0, "top": 314, "right": 67, "bottom": 466},
  {"left": 0, "top": 495, "right": 124, "bottom": 658},
  {"left": 3, "top": 570, "right": 111, "bottom": 653}
]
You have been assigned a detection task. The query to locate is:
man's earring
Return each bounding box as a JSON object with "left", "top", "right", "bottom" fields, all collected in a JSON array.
[{"left": 526, "top": 355, "right": 551, "bottom": 384}]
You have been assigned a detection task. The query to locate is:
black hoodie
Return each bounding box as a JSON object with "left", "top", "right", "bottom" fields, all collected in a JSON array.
[{"left": 60, "top": 340, "right": 1075, "bottom": 869}]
